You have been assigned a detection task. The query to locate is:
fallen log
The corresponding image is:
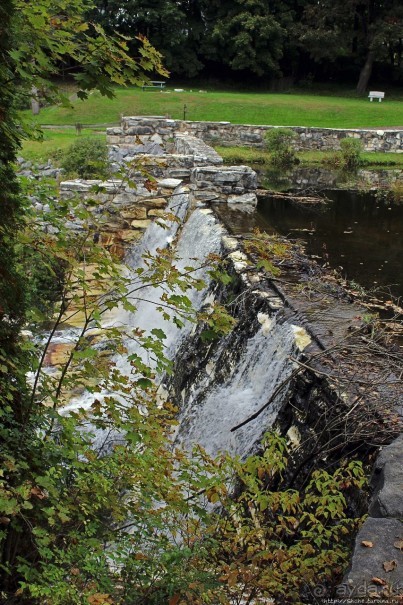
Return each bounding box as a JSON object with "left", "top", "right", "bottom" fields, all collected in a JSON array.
[{"left": 256, "top": 189, "right": 327, "bottom": 204}]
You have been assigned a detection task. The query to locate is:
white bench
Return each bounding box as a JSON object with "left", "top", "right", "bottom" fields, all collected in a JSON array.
[
  {"left": 368, "top": 91, "right": 385, "bottom": 102},
  {"left": 142, "top": 81, "right": 166, "bottom": 91}
]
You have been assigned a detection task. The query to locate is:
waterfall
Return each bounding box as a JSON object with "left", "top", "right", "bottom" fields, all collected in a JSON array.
[
  {"left": 116, "top": 203, "right": 224, "bottom": 371},
  {"left": 53, "top": 187, "right": 306, "bottom": 459},
  {"left": 126, "top": 188, "right": 189, "bottom": 269},
  {"left": 173, "top": 314, "right": 297, "bottom": 458},
  {"left": 62, "top": 191, "right": 224, "bottom": 416}
]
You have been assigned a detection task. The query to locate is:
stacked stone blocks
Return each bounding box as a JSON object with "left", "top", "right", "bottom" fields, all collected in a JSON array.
[{"left": 107, "top": 117, "right": 403, "bottom": 153}]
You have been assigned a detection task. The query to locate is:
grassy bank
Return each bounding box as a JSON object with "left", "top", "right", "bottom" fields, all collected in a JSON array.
[
  {"left": 22, "top": 86, "right": 403, "bottom": 129},
  {"left": 215, "top": 145, "right": 403, "bottom": 168},
  {"left": 20, "top": 129, "right": 105, "bottom": 163}
]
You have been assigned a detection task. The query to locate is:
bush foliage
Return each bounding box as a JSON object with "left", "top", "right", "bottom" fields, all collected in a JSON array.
[
  {"left": 325, "top": 138, "right": 363, "bottom": 171},
  {"left": 61, "top": 137, "right": 110, "bottom": 179},
  {"left": 264, "top": 128, "right": 298, "bottom": 168}
]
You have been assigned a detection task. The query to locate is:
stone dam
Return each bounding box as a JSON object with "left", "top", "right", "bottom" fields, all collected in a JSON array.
[{"left": 54, "top": 116, "right": 403, "bottom": 602}]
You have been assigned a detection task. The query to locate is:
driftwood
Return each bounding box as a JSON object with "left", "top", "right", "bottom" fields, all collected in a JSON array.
[{"left": 256, "top": 189, "right": 327, "bottom": 204}]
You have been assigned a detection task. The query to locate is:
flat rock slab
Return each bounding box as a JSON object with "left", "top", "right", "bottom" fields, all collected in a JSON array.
[
  {"left": 227, "top": 193, "right": 258, "bottom": 206},
  {"left": 119, "top": 141, "right": 165, "bottom": 155},
  {"left": 340, "top": 517, "right": 403, "bottom": 601},
  {"left": 369, "top": 435, "right": 403, "bottom": 519},
  {"left": 157, "top": 178, "right": 182, "bottom": 188}
]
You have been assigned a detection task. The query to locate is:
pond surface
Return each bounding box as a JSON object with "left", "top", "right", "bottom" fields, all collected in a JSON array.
[
  {"left": 258, "top": 190, "right": 402, "bottom": 298},
  {"left": 214, "top": 189, "right": 403, "bottom": 300}
]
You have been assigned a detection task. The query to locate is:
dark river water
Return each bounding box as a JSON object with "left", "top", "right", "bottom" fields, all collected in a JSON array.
[
  {"left": 258, "top": 190, "right": 403, "bottom": 298},
  {"left": 215, "top": 189, "right": 403, "bottom": 300}
]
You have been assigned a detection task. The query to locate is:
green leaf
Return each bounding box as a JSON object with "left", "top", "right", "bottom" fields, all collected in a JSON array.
[{"left": 151, "top": 328, "right": 166, "bottom": 340}]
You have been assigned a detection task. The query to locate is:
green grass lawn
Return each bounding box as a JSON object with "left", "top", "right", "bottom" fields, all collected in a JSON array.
[{"left": 23, "top": 86, "right": 403, "bottom": 129}]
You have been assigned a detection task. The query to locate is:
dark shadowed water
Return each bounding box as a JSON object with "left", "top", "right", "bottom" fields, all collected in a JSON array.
[
  {"left": 214, "top": 189, "right": 403, "bottom": 300},
  {"left": 258, "top": 190, "right": 403, "bottom": 299}
]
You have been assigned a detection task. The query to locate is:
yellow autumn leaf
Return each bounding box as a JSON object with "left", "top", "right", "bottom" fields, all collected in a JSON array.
[{"left": 87, "top": 593, "right": 113, "bottom": 605}]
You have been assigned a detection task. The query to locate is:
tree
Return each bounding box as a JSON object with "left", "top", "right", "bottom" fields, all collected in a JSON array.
[
  {"left": 202, "top": 0, "right": 286, "bottom": 78},
  {"left": 298, "top": 0, "right": 403, "bottom": 93},
  {"left": 84, "top": 0, "right": 403, "bottom": 85},
  {"left": 89, "top": 0, "right": 302, "bottom": 81},
  {"left": 89, "top": 0, "right": 205, "bottom": 77},
  {"left": 0, "top": 0, "right": 166, "bottom": 597},
  {"left": 11, "top": 0, "right": 167, "bottom": 111},
  {"left": 0, "top": 0, "right": 29, "bottom": 477}
]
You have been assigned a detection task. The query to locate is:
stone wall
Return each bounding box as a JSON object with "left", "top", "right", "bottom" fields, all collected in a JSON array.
[
  {"left": 173, "top": 133, "right": 223, "bottom": 165},
  {"left": 108, "top": 151, "right": 196, "bottom": 180},
  {"left": 58, "top": 161, "right": 259, "bottom": 258},
  {"left": 59, "top": 177, "right": 182, "bottom": 258},
  {"left": 107, "top": 116, "right": 403, "bottom": 153},
  {"left": 183, "top": 121, "right": 403, "bottom": 153},
  {"left": 190, "top": 165, "right": 257, "bottom": 205}
]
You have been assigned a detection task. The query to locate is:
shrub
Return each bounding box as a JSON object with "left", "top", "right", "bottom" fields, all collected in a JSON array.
[
  {"left": 375, "top": 179, "right": 403, "bottom": 205},
  {"left": 211, "top": 432, "right": 366, "bottom": 605},
  {"left": 339, "top": 138, "right": 363, "bottom": 170},
  {"left": 61, "top": 137, "right": 109, "bottom": 179},
  {"left": 264, "top": 128, "right": 298, "bottom": 168},
  {"left": 324, "top": 138, "right": 363, "bottom": 172},
  {"left": 389, "top": 179, "right": 403, "bottom": 203}
]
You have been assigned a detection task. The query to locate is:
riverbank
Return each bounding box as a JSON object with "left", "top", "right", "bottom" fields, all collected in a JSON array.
[{"left": 216, "top": 145, "right": 403, "bottom": 168}]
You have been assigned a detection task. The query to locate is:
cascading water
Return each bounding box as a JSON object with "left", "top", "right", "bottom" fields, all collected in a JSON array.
[
  {"left": 173, "top": 314, "right": 298, "bottom": 458},
  {"left": 62, "top": 189, "right": 225, "bottom": 416},
  {"left": 126, "top": 188, "right": 189, "bottom": 270},
  {"left": 118, "top": 203, "right": 225, "bottom": 370},
  {"left": 52, "top": 185, "right": 307, "bottom": 458}
]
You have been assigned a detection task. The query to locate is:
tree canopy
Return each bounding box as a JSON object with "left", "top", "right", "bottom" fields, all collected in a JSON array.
[
  {"left": 298, "top": 0, "right": 403, "bottom": 92},
  {"left": 88, "top": 0, "right": 403, "bottom": 90}
]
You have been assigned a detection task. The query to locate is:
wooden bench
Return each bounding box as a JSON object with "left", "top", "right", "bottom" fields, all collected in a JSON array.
[
  {"left": 368, "top": 91, "right": 385, "bottom": 102},
  {"left": 142, "top": 81, "right": 166, "bottom": 91}
]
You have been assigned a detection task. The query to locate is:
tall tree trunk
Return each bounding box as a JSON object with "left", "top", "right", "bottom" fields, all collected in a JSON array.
[
  {"left": 356, "top": 49, "right": 375, "bottom": 95},
  {"left": 31, "top": 85, "right": 40, "bottom": 115}
]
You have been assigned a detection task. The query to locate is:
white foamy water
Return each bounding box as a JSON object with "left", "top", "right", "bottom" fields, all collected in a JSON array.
[
  {"left": 174, "top": 314, "right": 296, "bottom": 458},
  {"left": 126, "top": 188, "right": 189, "bottom": 269},
  {"left": 112, "top": 206, "right": 224, "bottom": 373},
  {"left": 64, "top": 195, "right": 224, "bottom": 417}
]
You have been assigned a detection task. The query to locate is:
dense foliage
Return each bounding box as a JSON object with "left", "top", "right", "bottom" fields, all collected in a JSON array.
[
  {"left": 89, "top": 0, "right": 403, "bottom": 90},
  {"left": 324, "top": 138, "right": 364, "bottom": 171},
  {"left": 61, "top": 138, "right": 110, "bottom": 179},
  {"left": 264, "top": 127, "right": 298, "bottom": 168},
  {"left": 0, "top": 0, "right": 26, "bottom": 357},
  {"left": 1, "top": 1, "right": 370, "bottom": 603}
]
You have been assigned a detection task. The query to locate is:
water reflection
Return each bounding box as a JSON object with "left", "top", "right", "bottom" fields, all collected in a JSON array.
[
  {"left": 258, "top": 190, "right": 403, "bottom": 298},
  {"left": 213, "top": 187, "right": 403, "bottom": 299},
  {"left": 256, "top": 164, "right": 403, "bottom": 192}
]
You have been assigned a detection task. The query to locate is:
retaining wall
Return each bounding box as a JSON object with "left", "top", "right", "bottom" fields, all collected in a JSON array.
[
  {"left": 59, "top": 177, "right": 181, "bottom": 258},
  {"left": 107, "top": 117, "right": 403, "bottom": 153}
]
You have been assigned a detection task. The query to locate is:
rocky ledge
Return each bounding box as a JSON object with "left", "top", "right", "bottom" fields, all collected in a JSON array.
[{"left": 338, "top": 435, "right": 403, "bottom": 604}]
